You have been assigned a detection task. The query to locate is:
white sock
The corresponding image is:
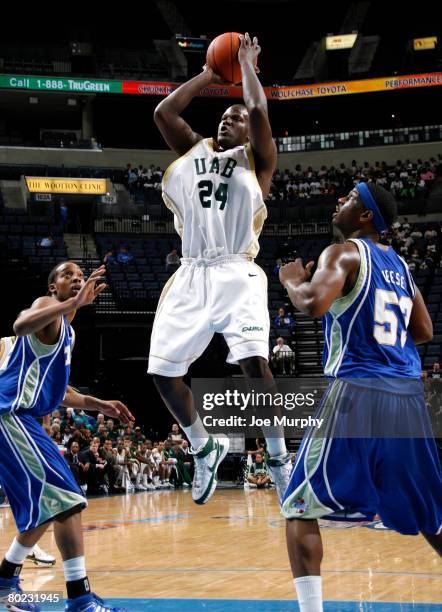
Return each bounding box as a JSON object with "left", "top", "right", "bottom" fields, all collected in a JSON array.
[
  {"left": 263, "top": 436, "right": 287, "bottom": 458},
  {"left": 294, "top": 576, "right": 323, "bottom": 612},
  {"left": 63, "top": 556, "right": 87, "bottom": 582},
  {"left": 182, "top": 415, "right": 209, "bottom": 450},
  {"left": 5, "top": 538, "right": 34, "bottom": 565}
]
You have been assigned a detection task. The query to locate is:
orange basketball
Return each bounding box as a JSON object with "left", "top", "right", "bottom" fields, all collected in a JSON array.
[{"left": 206, "top": 32, "right": 243, "bottom": 85}]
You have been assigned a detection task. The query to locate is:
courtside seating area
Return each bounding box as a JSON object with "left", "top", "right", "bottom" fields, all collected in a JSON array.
[
  {"left": 0, "top": 208, "right": 67, "bottom": 273},
  {"left": 0, "top": 209, "right": 440, "bottom": 372},
  {"left": 95, "top": 235, "right": 181, "bottom": 309},
  {"left": 92, "top": 226, "right": 442, "bottom": 372}
]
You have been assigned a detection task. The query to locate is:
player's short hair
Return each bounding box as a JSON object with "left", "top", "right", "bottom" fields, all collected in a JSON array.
[
  {"left": 47, "top": 261, "right": 70, "bottom": 287},
  {"left": 366, "top": 183, "right": 397, "bottom": 228}
]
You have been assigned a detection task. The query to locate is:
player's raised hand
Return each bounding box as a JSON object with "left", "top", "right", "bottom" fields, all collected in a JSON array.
[
  {"left": 279, "top": 259, "right": 315, "bottom": 287},
  {"left": 100, "top": 400, "right": 135, "bottom": 424},
  {"left": 74, "top": 265, "right": 107, "bottom": 309},
  {"left": 238, "top": 33, "right": 260, "bottom": 72}
]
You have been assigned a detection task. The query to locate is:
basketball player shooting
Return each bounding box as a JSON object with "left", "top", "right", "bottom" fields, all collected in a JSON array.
[
  {"left": 279, "top": 184, "right": 442, "bottom": 611},
  {"left": 148, "top": 33, "right": 292, "bottom": 505}
]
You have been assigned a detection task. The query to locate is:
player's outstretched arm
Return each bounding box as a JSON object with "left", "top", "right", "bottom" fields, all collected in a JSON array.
[
  {"left": 279, "top": 243, "right": 360, "bottom": 318},
  {"left": 408, "top": 288, "right": 433, "bottom": 345},
  {"left": 13, "top": 297, "right": 77, "bottom": 340},
  {"left": 62, "top": 385, "right": 135, "bottom": 424},
  {"left": 154, "top": 69, "right": 217, "bottom": 156},
  {"left": 13, "top": 266, "right": 106, "bottom": 343},
  {"left": 239, "top": 33, "right": 277, "bottom": 198}
]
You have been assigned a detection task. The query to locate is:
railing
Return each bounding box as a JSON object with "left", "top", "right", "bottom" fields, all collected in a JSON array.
[
  {"left": 93, "top": 216, "right": 331, "bottom": 236},
  {"left": 94, "top": 217, "right": 173, "bottom": 234},
  {"left": 276, "top": 124, "right": 442, "bottom": 152}
]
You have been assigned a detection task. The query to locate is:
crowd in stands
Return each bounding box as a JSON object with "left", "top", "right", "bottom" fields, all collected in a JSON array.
[
  {"left": 49, "top": 410, "right": 194, "bottom": 496},
  {"left": 123, "top": 163, "right": 164, "bottom": 195},
  {"left": 268, "top": 156, "right": 441, "bottom": 202},
  {"left": 384, "top": 217, "right": 442, "bottom": 272},
  {"left": 123, "top": 155, "right": 441, "bottom": 205},
  {"left": 49, "top": 410, "right": 281, "bottom": 495}
]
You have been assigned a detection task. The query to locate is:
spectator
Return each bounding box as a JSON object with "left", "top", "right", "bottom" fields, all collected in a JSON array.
[
  {"left": 99, "top": 439, "right": 123, "bottom": 493},
  {"left": 181, "top": 439, "right": 194, "bottom": 479},
  {"left": 124, "top": 163, "right": 132, "bottom": 185},
  {"left": 161, "top": 440, "right": 177, "bottom": 488},
  {"left": 79, "top": 440, "right": 107, "bottom": 495},
  {"left": 96, "top": 423, "right": 108, "bottom": 446},
  {"left": 127, "top": 168, "right": 138, "bottom": 194},
  {"left": 272, "top": 258, "right": 283, "bottom": 275},
  {"left": 66, "top": 428, "right": 88, "bottom": 452},
  {"left": 61, "top": 424, "right": 75, "bottom": 447},
  {"left": 73, "top": 408, "right": 91, "bottom": 430},
  {"left": 94, "top": 413, "right": 106, "bottom": 431},
  {"left": 246, "top": 453, "right": 271, "bottom": 488},
  {"left": 80, "top": 428, "right": 93, "bottom": 448},
  {"left": 39, "top": 235, "right": 54, "bottom": 248},
  {"left": 60, "top": 200, "right": 69, "bottom": 231},
  {"left": 165, "top": 248, "right": 180, "bottom": 273},
  {"left": 50, "top": 423, "right": 62, "bottom": 445},
  {"left": 431, "top": 361, "right": 441, "bottom": 380},
  {"left": 272, "top": 337, "right": 294, "bottom": 374},
  {"left": 103, "top": 250, "right": 116, "bottom": 266},
  {"left": 169, "top": 443, "right": 192, "bottom": 487},
  {"left": 64, "top": 441, "right": 86, "bottom": 490},
  {"left": 106, "top": 418, "right": 118, "bottom": 441},
  {"left": 134, "top": 441, "right": 156, "bottom": 490},
  {"left": 131, "top": 426, "right": 145, "bottom": 445},
  {"left": 168, "top": 423, "right": 183, "bottom": 443},
  {"left": 117, "top": 246, "right": 134, "bottom": 265},
  {"left": 115, "top": 438, "right": 133, "bottom": 490},
  {"left": 274, "top": 307, "right": 295, "bottom": 329}
]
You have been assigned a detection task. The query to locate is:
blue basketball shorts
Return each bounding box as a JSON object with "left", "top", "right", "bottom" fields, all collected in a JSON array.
[
  {"left": 281, "top": 379, "right": 442, "bottom": 535},
  {"left": 0, "top": 411, "right": 87, "bottom": 533}
]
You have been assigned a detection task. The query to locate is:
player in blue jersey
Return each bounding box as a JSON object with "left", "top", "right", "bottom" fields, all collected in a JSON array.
[
  {"left": 278, "top": 183, "right": 442, "bottom": 612},
  {"left": 0, "top": 261, "right": 133, "bottom": 612}
]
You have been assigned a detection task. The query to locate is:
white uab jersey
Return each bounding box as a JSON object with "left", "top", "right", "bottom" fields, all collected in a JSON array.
[
  {"left": 148, "top": 137, "right": 270, "bottom": 378},
  {"left": 162, "top": 138, "right": 267, "bottom": 259}
]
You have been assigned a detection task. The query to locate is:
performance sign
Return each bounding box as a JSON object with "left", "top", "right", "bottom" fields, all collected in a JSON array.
[
  {"left": 26, "top": 177, "right": 108, "bottom": 195},
  {"left": 2, "top": 71, "right": 442, "bottom": 101},
  {"left": 264, "top": 72, "right": 442, "bottom": 100}
]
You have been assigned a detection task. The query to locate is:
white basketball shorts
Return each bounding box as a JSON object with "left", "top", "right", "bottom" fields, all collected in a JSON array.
[{"left": 148, "top": 255, "right": 270, "bottom": 377}]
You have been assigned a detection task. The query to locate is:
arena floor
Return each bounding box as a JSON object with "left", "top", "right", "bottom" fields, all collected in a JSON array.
[{"left": 0, "top": 489, "right": 440, "bottom": 611}]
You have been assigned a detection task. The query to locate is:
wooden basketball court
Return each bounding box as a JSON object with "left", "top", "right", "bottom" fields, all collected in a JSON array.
[{"left": 1, "top": 489, "right": 440, "bottom": 611}]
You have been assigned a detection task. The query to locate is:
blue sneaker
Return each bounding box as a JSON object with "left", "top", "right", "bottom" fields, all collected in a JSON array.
[
  {"left": 0, "top": 576, "right": 41, "bottom": 612},
  {"left": 65, "top": 593, "right": 127, "bottom": 612}
]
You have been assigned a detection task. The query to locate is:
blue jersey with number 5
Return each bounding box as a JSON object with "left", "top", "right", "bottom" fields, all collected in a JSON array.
[
  {"left": 322, "top": 238, "right": 421, "bottom": 381},
  {"left": 0, "top": 316, "right": 73, "bottom": 417}
]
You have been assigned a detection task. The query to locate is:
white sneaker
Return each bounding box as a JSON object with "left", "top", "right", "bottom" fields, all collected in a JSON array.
[
  {"left": 145, "top": 483, "right": 156, "bottom": 491},
  {"left": 26, "top": 544, "right": 56, "bottom": 566},
  {"left": 266, "top": 452, "right": 292, "bottom": 503},
  {"left": 190, "top": 435, "right": 229, "bottom": 505}
]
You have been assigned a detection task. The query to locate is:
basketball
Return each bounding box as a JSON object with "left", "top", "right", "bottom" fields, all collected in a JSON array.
[{"left": 206, "top": 32, "right": 243, "bottom": 84}]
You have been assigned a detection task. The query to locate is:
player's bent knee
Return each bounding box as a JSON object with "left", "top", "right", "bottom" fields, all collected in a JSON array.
[
  {"left": 152, "top": 373, "right": 184, "bottom": 392},
  {"left": 239, "top": 355, "right": 270, "bottom": 377},
  {"left": 52, "top": 503, "right": 85, "bottom": 524}
]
